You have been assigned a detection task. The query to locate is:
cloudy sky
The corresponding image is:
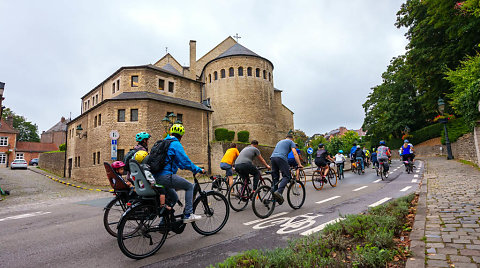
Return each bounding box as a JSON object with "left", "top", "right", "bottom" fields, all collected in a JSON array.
[{"left": 0, "top": 0, "right": 407, "bottom": 136}]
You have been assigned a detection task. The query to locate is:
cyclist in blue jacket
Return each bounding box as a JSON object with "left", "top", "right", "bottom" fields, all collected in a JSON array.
[{"left": 153, "top": 124, "right": 204, "bottom": 223}]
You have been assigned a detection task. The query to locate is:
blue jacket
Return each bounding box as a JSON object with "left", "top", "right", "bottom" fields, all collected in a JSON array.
[
  {"left": 350, "top": 146, "right": 357, "bottom": 158},
  {"left": 157, "top": 135, "right": 202, "bottom": 176}
]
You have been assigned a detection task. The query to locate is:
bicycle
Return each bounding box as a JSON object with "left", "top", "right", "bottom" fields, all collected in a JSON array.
[
  {"left": 378, "top": 159, "right": 388, "bottom": 180},
  {"left": 336, "top": 162, "right": 344, "bottom": 180},
  {"left": 355, "top": 159, "right": 363, "bottom": 175},
  {"left": 252, "top": 176, "right": 306, "bottom": 219},
  {"left": 290, "top": 166, "right": 306, "bottom": 184},
  {"left": 209, "top": 172, "right": 239, "bottom": 197},
  {"left": 404, "top": 159, "right": 414, "bottom": 174},
  {"left": 116, "top": 160, "right": 229, "bottom": 259},
  {"left": 311, "top": 162, "right": 337, "bottom": 190},
  {"left": 228, "top": 167, "right": 272, "bottom": 212}
]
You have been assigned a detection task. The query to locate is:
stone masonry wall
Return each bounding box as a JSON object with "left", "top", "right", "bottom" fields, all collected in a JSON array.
[
  {"left": 415, "top": 133, "right": 477, "bottom": 164},
  {"left": 39, "top": 152, "right": 65, "bottom": 177}
]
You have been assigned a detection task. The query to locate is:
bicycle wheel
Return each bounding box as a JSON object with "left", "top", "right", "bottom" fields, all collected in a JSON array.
[
  {"left": 117, "top": 204, "right": 167, "bottom": 259},
  {"left": 252, "top": 185, "right": 275, "bottom": 219},
  {"left": 328, "top": 168, "right": 337, "bottom": 187},
  {"left": 380, "top": 166, "right": 384, "bottom": 180},
  {"left": 298, "top": 169, "right": 306, "bottom": 184},
  {"left": 258, "top": 177, "right": 272, "bottom": 188},
  {"left": 312, "top": 170, "right": 324, "bottom": 190},
  {"left": 228, "top": 181, "right": 250, "bottom": 212},
  {"left": 287, "top": 180, "right": 305, "bottom": 209},
  {"left": 211, "top": 178, "right": 228, "bottom": 197},
  {"left": 357, "top": 165, "right": 362, "bottom": 175},
  {"left": 104, "top": 196, "right": 127, "bottom": 237},
  {"left": 192, "top": 191, "right": 230, "bottom": 235}
]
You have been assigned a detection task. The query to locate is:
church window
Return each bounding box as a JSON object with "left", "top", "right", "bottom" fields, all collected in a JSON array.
[
  {"left": 269, "top": 72, "right": 271, "bottom": 81},
  {"left": 263, "top": 70, "right": 266, "bottom": 79},
  {"left": 112, "top": 83, "right": 115, "bottom": 94},
  {"left": 247, "top": 67, "right": 252, "bottom": 76},
  {"left": 87, "top": 100, "right": 90, "bottom": 109},
  {"left": 209, "top": 74, "right": 211, "bottom": 83},
  {"left": 117, "top": 79, "right": 120, "bottom": 91},
  {"left": 221, "top": 69, "right": 226, "bottom": 78},
  {"left": 238, "top": 67, "right": 243, "bottom": 76},
  {"left": 130, "top": 109, "right": 138, "bottom": 121},
  {"left": 158, "top": 79, "right": 164, "bottom": 90},
  {"left": 177, "top": 113, "right": 183, "bottom": 123},
  {"left": 255, "top": 68, "right": 260, "bottom": 77},
  {"left": 93, "top": 152, "right": 96, "bottom": 165},
  {"left": 131, "top": 76, "right": 139, "bottom": 87},
  {"left": 94, "top": 115, "right": 97, "bottom": 127},
  {"left": 118, "top": 109, "right": 125, "bottom": 122},
  {"left": 168, "top": 82, "right": 174, "bottom": 92},
  {"left": 214, "top": 71, "right": 218, "bottom": 80},
  {"left": 229, "top": 67, "right": 234, "bottom": 77},
  {"left": 97, "top": 152, "right": 100, "bottom": 164},
  {"left": 98, "top": 114, "right": 102, "bottom": 126}
]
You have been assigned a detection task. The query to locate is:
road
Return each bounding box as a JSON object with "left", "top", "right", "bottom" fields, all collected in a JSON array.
[{"left": 0, "top": 160, "right": 424, "bottom": 268}]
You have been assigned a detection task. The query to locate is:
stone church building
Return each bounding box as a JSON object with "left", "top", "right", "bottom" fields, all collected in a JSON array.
[{"left": 66, "top": 36, "right": 293, "bottom": 184}]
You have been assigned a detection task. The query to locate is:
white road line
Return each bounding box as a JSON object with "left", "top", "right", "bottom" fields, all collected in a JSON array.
[
  {"left": 0, "top": 211, "right": 51, "bottom": 222},
  {"left": 373, "top": 179, "right": 381, "bottom": 183},
  {"left": 243, "top": 212, "right": 289, "bottom": 226},
  {"left": 300, "top": 217, "right": 344, "bottom": 236},
  {"left": 414, "top": 175, "right": 419, "bottom": 178},
  {"left": 368, "top": 197, "right": 392, "bottom": 207},
  {"left": 353, "top": 186, "right": 368, "bottom": 192},
  {"left": 316, "top": 196, "right": 341, "bottom": 204},
  {"left": 400, "top": 186, "right": 412, "bottom": 192},
  {"left": 412, "top": 179, "right": 418, "bottom": 183},
  {"left": 415, "top": 170, "right": 420, "bottom": 173}
]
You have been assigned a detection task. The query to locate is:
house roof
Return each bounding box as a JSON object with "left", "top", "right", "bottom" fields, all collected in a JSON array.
[
  {"left": 161, "top": 63, "right": 183, "bottom": 76},
  {"left": 111, "top": 91, "right": 213, "bottom": 111},
  {"left": 274, "top": 88, "right": 283, "bottom": 92},
  {"left": 16, "top": 141, "right": 58, "bottom": 153},
  {"left": 0, "top": 118, "right": 19, "bottom": 134},
  {"left": 44, "top": 117, "right": 70, "bottom": 133}
]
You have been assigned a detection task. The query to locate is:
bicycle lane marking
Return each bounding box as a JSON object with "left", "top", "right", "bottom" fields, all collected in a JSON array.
[
  {"left": 372, "top": 179, "right": 381, "bottom": 183},
  {"left": 412, "top": 179, "right": 418, "bottom": 183},
  {"left": 250, "top": 213, "right": 324, "bottom": 235},
  {"left": 368, "top": 197, "right": 392, "bottom": 207},
  {"left": 300, "top": 217, "right": 344, "bottom": 236},
  {"left": 243, "top": 212, "right": 289, "bottom": 226},
  {"left": 400, "top": 186, "right": 412, "bottom": 192},
  {"left": 316, "top": 196, "right": 340, "bottom": 204},
  {"left": 0, "top": 211, "right": 51, "bottom": 222},
  {"left": 353, "top": 186, "right": 368, "bottom": 192}
]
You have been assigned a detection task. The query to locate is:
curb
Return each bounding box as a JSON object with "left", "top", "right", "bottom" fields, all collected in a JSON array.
[{"left": 29, "top": 167, "right": 113, "bottom": 193}]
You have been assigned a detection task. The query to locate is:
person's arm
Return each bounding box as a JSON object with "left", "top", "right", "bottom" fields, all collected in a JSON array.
[
  {"left": 256, "top": 154, "right": 271, "bottom": 169},
  {"left": 292, "top": 148, "right": 303, "bottom": 167},
  {"left": 172, "top": 142, "right": 203, "bottom": 174}
]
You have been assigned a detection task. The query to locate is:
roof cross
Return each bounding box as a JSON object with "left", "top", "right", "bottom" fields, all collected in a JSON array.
[{"left": 233, "top": 33, "right": 241, "bottom": 43}]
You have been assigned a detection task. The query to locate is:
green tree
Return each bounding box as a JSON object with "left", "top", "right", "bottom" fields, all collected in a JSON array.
[
  {"left": 2, "top": 108, "right": 40, "bottom": 142},
  {"left": 293, "top": 129, "right": 308, "bottom": 149}
]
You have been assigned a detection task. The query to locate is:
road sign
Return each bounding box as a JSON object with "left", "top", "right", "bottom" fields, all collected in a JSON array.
[
  {"left": 307, "top": 147, "right": 313, "bottom": 155},
  {"left": 110, "top": 130, "right": 120, "bottom": 140},
  {"left": 111, "top": 139, "right": 117, "bottom": 145},
  {"left": 111, "top": 140, "right": 117, "bottom": 160}
]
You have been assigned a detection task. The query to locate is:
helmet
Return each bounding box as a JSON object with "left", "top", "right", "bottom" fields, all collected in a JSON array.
[
  {"left": 170, "top": 124, "right": 185, "bottom": 136},
  {"left": 136, "top": 132, "right": 151, "bottom": 142},
  {"left": 404, "top": 139, "right": 409, "bottom": 143},
  {"left": 357, "top": 145, "right": 361, "bottom": 148},
  {"left": 112, "top": 161, "right": 125, "bottom": 169},
  {"left": 339, "top": 150, "right": 343, "bottom": 153},
  {"left": 134, "top": 150, "right": 149, "bottom": 163},
  {"left": 318, "top": 143, "right": 324, "bottom": 148},
  {"left": 379, "top": 140, "right": 386, "bottom": 145}
]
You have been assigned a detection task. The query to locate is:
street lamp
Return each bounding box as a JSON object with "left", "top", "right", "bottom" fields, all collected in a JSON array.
[
  {"left": 75, "top": 125, "right": 87, "bottom": 139},
  {"left": 161, "top": 113, "right": 177, "bottom": 133},
  {"left": 0, "top": 82, "right": 5, "bottom": 123},
  {"left": 437, "top": 97, "right": 453, "bottom": 160}
]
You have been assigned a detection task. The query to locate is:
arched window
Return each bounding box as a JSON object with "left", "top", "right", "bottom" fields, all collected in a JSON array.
[
  {"left": 269, "top": 72, "right": 271, "bottom": 81},
  {"left": 263, "top": 70, "right": 266, "bottom": 79},
  {"left": 221, "top": 69, "right": 226, "bottom": 78},
  {"left": 247, "top": 67, "right": 252, "bottom": 76},
  {"left": 214, "top": 71, "right": 218, "bottom": 80},
  {"left": 238, "top": 67, "right": 243, "bottom": 76},
  {"left": 255, "top": 68, "right": 260, "bottom": 77},
  {"left": 229, "top": 67, "right": 234, "bottom": 77},
  {"left": 209, "top": 74, "right": 211, "bottom": 83}
]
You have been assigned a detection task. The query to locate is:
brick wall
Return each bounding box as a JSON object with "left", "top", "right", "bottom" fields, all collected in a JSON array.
[{"left": 39, "top": 152, "right": 65, "bottom": 177}]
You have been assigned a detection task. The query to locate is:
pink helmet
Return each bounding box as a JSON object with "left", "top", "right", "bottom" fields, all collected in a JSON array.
[{"left": 112, "top": 161, "right": 125, "bottom": 169}]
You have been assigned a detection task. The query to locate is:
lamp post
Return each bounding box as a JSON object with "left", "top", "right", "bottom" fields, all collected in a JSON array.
[
  {"left": 161, "top": 113, "right": 178, "bottom": 133},
  {"left": 437, "top": 97, "right": 453, "bottom": 160},
  {"left": 0, "top": 82, "right": 5, "bottom": 122}
]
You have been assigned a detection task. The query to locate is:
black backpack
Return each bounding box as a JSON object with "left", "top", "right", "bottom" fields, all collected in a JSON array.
[
  {"left": 123, "top": 148, "right": 138, "bottom": 172},
  {"left": 146, "top": 139, "right": 174, "bottom": 173}
]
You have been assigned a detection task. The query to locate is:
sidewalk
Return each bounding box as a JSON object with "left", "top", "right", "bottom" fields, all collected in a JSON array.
[{"left": 407, "top": 157, "right": 480, "bottom": 268}]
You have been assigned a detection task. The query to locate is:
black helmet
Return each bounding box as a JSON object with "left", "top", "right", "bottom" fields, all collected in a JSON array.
[{"left": 318, "top": 143, "right": 324, "bottom": 148}]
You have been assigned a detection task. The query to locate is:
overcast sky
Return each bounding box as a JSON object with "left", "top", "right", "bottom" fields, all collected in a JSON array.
[{"left": 0, "top": 0, "right": 407, "bottom": 137}]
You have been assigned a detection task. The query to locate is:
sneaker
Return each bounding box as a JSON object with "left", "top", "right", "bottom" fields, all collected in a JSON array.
[
  {"left": 183, "top": 214, "right": 202, "bottom": 223},
  {"left": 362, "top": 170, "right": 365, "bottom": 173},
  {"left": 385, "top": 173, "right": 389, "bottom": 178},
  {"left": 273, "top": 191, "right": 284, "bottom": 205}
]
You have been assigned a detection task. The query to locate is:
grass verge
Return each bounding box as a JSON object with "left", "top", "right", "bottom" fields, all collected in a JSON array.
[
  {"left": 212, "top": 193, "right": 417, "bottom": 268},
  {"left": 457, "top": 159, "right": 480, "bottom": 170}
]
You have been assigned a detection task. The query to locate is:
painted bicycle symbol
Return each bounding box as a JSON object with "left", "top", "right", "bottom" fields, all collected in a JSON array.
[{"left": 252, "top": 213, "right": 323, "bottom": 234}]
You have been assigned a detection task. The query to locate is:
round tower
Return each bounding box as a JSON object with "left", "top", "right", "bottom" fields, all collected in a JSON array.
[{"left": 202, "top": 43, "right": 277, "bottom": 146}]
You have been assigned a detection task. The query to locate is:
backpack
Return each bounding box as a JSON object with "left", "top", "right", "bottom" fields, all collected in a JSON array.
[
  {"left": 146, "top": 139, "right": 174, "bottom": 173},
  {"left": 123, "top": 148, "right": 138, "bottom": 172}
]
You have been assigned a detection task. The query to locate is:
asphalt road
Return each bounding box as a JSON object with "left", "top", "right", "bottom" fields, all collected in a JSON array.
[{"left": 0, "top": 160, "right": 424, "bottom": 268}]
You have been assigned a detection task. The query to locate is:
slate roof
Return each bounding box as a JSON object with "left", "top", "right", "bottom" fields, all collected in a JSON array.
[
  {"left": 160, "top": 63, "right": 183, "bottom": 76},
  {"left": 0, "top": 118, "right": 19, "bottom": 134},
  {"left": 216, "top": 43, "right": 261, "bottom": 59},
  {"left": 111, "top": 91, "right": 213, "bottom": 112},
  {"left": 45, "top": 118, "right": 70, "bottom": 133},
  {"left": 16, "top": 141, "right": 58, "bottom": 153}
]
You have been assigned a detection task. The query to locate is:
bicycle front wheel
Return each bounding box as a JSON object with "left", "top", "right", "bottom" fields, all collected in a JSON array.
[
  {"left": 252, "top": 185, "right": 275, "bottom": 219},
  {"left": 259, "top": 177, "right": 272, "bottom": 188},
  {"left": 328, "top": 169, "right": 337, "bottom": 187},
  {"left": 298, "top": 169, "right": 306, "bottom": 184},
  {"left": 228, "top": 181, "right": 250, "bottom": 212},
  {"left": 287, "top": 180, "right": 305, "bottom": 209},
  {"left": 192, "top": 191, "right": 229, "bottom": 235},
  {"left": 117, "top": 204, "right": 167, "bottom": 259},
  {"left": 104, "top": 196, "right": 126, "bottom": 237},
  {"left": 312, "top": 171, "right": 324, "bottom": 190}
]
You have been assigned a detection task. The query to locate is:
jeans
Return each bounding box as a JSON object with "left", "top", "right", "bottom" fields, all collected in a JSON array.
[
  {"left": 356, "top": 157, "right": 364, "bottom": 170},
  {"left": 270, "top": 157, "right": 291, "bottom": 194},
  {"left": 154, "top": 174, "right": 194, "bottom": 215},
  {"left": 235, "top": 162, "right": 261, "bottom": 190},
  {"left": 220, "top": 162, "right": 233, "bottom": 176}
]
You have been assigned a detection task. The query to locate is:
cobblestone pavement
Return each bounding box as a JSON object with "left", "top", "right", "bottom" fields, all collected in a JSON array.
[{"left": 408, "top": 157, "right": 480, "bottom": 268}]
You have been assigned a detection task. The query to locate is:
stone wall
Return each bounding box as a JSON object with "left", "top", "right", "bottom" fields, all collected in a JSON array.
[
  {"left": 415, "top": 133, "right": 478, "bottom": 164},
  {"left": 39, "top": 152, "right": 65, "bottom": 177}
]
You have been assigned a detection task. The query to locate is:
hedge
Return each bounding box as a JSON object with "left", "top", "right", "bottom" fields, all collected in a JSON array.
[
  {"left": 409, "top": 123, "right": 443, "bottom": 145},
  {"left": 237, "top": 131, "right": 249, "bottom": 143},
  {"left": 441, "top": 117, "right": 472, "bottom": 144},
  {"left": 214, "top": 128, "right": 229, "bottom": 141},
  {"left": 226, "top": 130, "right": 235, "bottom": 141}
]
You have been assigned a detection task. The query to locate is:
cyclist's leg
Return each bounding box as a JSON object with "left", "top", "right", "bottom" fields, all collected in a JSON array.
[
  {"left": 220, "top": 162, "right": 234, "bottom": 187},
  {"left": 156, "top": 174, "right": 194, "bottom": 215},
  {"left": 270, "top": 157, "right": 280, "bottom": 192},
  {"left": 246, "top": 163, "right": 260, "bottom": 191},
  {"left": 273, "top": 157, "right": 291, "bottom": 195}
]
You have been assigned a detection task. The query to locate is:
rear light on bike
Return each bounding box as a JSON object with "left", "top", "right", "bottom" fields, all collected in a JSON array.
[
  {"left": 126, "top": 202, "right": 132, "bottom": 206},
  {"left": 132, "top": 176, "right": 135, "bottom": 181}
]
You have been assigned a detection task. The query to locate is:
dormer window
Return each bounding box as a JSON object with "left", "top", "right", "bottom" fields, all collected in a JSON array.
[{"left": 131, "top": 76, "right": 139, "bottom": 87}]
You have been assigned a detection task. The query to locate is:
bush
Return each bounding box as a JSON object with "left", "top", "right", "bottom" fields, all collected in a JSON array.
[
  {"left": 214, "top": 128, "right": 229, "bottom": 141},
  {"left": 226, "top": 131, "right": 235, "bottom": 141},
  {"left": 441, "top": 117, "right": 472, "bottom": 144},
  {"left": 409, "top": 123, "right": 443, "bottom": 145},
  {"left": 59, "top": 143, "right": 66, "bottom": 151},
  {"left": 237, "top": 131, "right": 249, "bottom": 143}
]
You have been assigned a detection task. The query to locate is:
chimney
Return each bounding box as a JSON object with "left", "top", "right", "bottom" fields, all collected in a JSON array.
[
  {"left": 189, "top": 40, "right": 197, "bottom": 80},
  {"left": 61, "top": 116, "right": 65, "bottom": 123},
  {"left": 6, "top": 115, "right": 13, "bottom": 127}
]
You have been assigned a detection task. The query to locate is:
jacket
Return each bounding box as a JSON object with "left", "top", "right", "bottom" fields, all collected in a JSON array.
[
  {"left": 354, "top": 148, "right": 365, "bottom": 158},
  {"left": 157, "top": 135, "right": 202, "bottom": 176}
]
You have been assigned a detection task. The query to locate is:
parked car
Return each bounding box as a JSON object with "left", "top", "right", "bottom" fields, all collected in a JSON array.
[
  {"left": 29, "top": 158, "right": 39, "bottom": 166},
  {"left": 11, "top": 159, "right": 28, "bottom": 170}
]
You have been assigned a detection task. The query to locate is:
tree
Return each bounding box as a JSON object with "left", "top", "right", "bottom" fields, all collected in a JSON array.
[
  {"left": 293, "top": 129, "right": 308, "bottom": 149},
  {"left": 2, "top": 108, "right": 40, "bottom": 142}
]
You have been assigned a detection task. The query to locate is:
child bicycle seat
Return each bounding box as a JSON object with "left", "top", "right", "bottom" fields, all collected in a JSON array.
[
  {"left": 129, "top": 160, "right": 157, "bottom": 197},
  {"left": 104, "top": 162, "right": 130, "bottom": 191}
]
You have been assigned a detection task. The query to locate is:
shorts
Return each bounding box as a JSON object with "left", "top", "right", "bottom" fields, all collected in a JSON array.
[
  {"left": 288, "top": 158, "right": 298, "bottom": 167},
  {"left": 220, "top": 162, "right": 233, "bottom": 176},
  {"left": 315, "top": 159, "right": 327, "bottom": 167},
  {"left": 402, "top": 154, "right": 414, "bottom": 162}
]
